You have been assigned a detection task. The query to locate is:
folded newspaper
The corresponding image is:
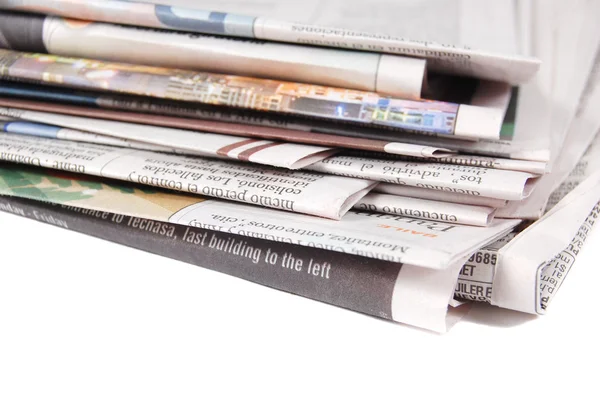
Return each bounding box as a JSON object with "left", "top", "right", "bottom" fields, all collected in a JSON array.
[
  {"left": 0, "top": 163, "right": 519, "bottom": 270},
  {"left": 0, "top": 91, "right": 463, "bottom": 158},
  {"left": 0, "top": 0, "right": 541, "bottom": 84},
  {"left": 0, "top": 133, "right": 377, "bottom": 219},
  {"left": 0, "top": 105, "right": 455, "bottom": 160},
  {"left": 0, "top": 10, "right": 428, "bottom": 99},
  {"left": 0, "top": 0, "right": 598, "bottom": 333},
  {"left": 0, "top": 140, "right": 598, "bottom": 330},
  {"left": 0, "top": 49, "right": 508, "bottom": 140}
]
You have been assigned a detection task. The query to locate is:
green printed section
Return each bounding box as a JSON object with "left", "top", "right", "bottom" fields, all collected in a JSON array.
[
  {"left": 0, "top": 162, "right": 159, "bottom": 203},
  {"left": 499, "top": 87, "right": 519, "bottom": 141},
  {"left": 500, "top": 122, "right": 515, "bottom": 140}
]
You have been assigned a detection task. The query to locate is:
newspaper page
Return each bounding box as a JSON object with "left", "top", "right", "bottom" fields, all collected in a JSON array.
[
  {"left": 0, "top": 133, "right": 376, "bottom": 219},
  {"left": 450, "top": 59, "right": 600, "bottom": 305},
  {"left": 388, "top": 154, "right": 547, "bottom": 175},
  {"left": 0, "top": 105, "right": 456, "bottom": 160},
  {"left": 451, "top": 132, "right": 600, "bottom": 310},
  {"left": 0, "top": 11, "right": 427, "bottom": 99},
  {"left": 0, "top": 94, "right": 457, "bottom": 159},
  {"left": 375, "top": 183, "right": 508, "bottom": 208},
  {"left": 0, "top": 162, "right": 520, "bottom": 270},
  {"left": 0, "top": 77, "right": 512, "bottom": 139},
  {"left": 0, "top": 0, "right": 541, "bottom": 84},
  {"left": 354, "top": 193, "right": 496, "bottom": 227},
  {"left": 454, "top": 232, "right": 516, "bottom": 302},
  {"left": 0, "top": 106, "right": 345, "bottom": 169},
  {"left": 0, "top": 79, "right": 552, "bottom": 163},
  {"left": 449, "top": 151, "right": 600, "bottom": 308},
  {"left": 0, "top": 194, "right": 467, "bottom": 333},
  {"left": 492, "top": 170, "right": 600, "bottom": 314},
  {"left": 307, "top": 155, "right": 540, "bottom": 201},
  {"left": 0, "top": 49, "right": 508, "bottom": 140},
  {"left": 346, "top": 149, "right": 547, "bottom": 174}
]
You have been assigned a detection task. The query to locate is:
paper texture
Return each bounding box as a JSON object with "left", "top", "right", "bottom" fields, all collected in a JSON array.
[
  {"left": 0, "top": 133, "right": 375, "bottom": 219},
  {"left": 375, "top": 183, "right": 508, "bottom": 208},
  {"left": 0, "top": 80, "right": 540, "bottom": 163},
  {"left": 493, "top": 171, "right": 600, "bottom": 314},
  {"left": 355, "top": 193, "right": 496, "bottom": 226},
  {"left": 307, "top": 155, "right": 540, "bottom": 201},
  {"left": 396, "top": 154, "right": 547, "bottom": 175},
  {"left": 0, "top": 11, "right": 427, "bottom": 99},
  {"left": 0, "top": 49, "right": 507, "bottom": 139},
  {"left": 453, "top": 232, "right": 515, "bottom": 302},
  {"left": 347, "top": 150, "right": 547, "bottom": 174},
  {"left": 0, "top": 0, "right": 541, "bottom": 84},
  {"left": 0, "top": 162, "right": 520, "bottom": 270}
]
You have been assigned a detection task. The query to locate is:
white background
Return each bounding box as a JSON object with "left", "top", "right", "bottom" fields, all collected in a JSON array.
[{"left": 0, "top": 210, "right": 598, "bottom": 397}]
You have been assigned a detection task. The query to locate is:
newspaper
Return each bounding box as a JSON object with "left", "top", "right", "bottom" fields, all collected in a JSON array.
[
  {"left": 346, "top": 149, "right": 547, "bottom": 174},
  {"left": 0, "top": 49, "right": 508, "bottom": 140},
  {"left": 381, "top": 154, "right": 547, "bottom": 175},
  {"left": 454, "top": 232, "right": 516, "bottom": 302},
  {"left": 0, "top": 93, "right": 458, "bottom": 159},
  {"left": 0, "top": 194, "right": 467, "bottom": 333},
  {"left": 493, "top": 171, "right": 600, "bottom": 314},
  {"left": 0, "top": 81, "right": 532, "bottom": 163},
  {"left": 0, "top": 105, "right": 455, "bottom": 160},
  {"left": 0, "top": 133, "right": 376, "bottom": 219},
  {"left": 307, "top": 155, "right": 540, "bottom": 201},
  {"left": 0, "top": 162, "right": 520, "bottom": 270},
  {"left": 453, "top": 132, "right": 600, "bottom": 307},
  {"left": 354, "top": 193, "right": 496, "bottom": 227},
  {"left": 0, "top": 1, "right": 554, "bottom": 164},
  {"left": 0, "top": 11, "right": 428, "bottom": 100},
  {"left": 375, "top": 183, "right": 508, "bottom": 208},
  {"left": 0, "top": 107, "right": 353, "bottom": 169},
  {"left": 0, "top": 81, "right": 553, "bottom": 165},
  {"left": 0, "top": 0, "right": 541, "bottom": 84},
  {"left": 3, "top": 151, "right": 597, "bottom": 324},
  {"left": 0, "top": 112, "right": 516, "bottom": 225}
]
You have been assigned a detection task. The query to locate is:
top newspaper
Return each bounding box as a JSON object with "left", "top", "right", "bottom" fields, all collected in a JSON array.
[{"left": 0, "top": 0, "right": 541, "bottom": 84}]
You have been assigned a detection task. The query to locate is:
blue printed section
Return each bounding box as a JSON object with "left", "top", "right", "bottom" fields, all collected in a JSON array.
[
  {"left": 0, "top": 82, "right": 100, "bottom": 106},
  {"left": 3, "top": 121, "right": 61, "bottom": 138},
  {"left": 155, "top": 5, "right": 256, "bottom": 37}
]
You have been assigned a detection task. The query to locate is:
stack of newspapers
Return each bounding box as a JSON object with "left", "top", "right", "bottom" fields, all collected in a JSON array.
[{"left": 0, "top": 0, "right": 598, "bottom": 332}]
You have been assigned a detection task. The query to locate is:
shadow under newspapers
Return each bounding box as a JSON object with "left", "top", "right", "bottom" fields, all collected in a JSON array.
[{"left": 462, "top": 303, "right": 537, "bottom": 328}]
